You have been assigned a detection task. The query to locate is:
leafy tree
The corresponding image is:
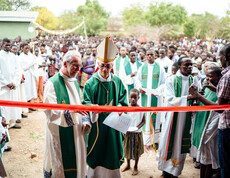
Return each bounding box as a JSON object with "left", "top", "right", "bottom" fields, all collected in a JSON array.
[
  {"left": 183, "top": 19, "right": 196, "bottom": 38},
  {"left": 58, "top": 10, "right": 83, "bottom": 30},
  {"left": 189, "top": 12, "right": 220, "bottom": 39},
  {"left": 0, "top": 0, "right": 30, "bottom": 11},
  {"left": 218, "top": 7, "right": 230, "bottom": 40},
  {"left": 30, "top": 6, "right": 59, "bottom": 30},
  {"left": 77, "top": 0, "right": 110, "bottom": 36},
  {"left": 145, "top": 2, "right": 187, "bottom": 26},
  {"left": 122, "top": 4, "right": 145, "bottom": 26}
]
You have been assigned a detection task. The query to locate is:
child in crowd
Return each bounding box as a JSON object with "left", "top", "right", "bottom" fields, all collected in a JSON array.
[{"left": 122, "top": 89, "right": 145, "bottom": 175}]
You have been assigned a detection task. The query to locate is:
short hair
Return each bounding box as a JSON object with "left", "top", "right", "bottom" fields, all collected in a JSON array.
[
  {"left": 63, "top": 50, "right": 81, "bottom": 62},
  {"left": 172, "top": 62, "right": 179, "bottom": 68},
  {"left": 20, "top": 42, "right": 28, "bottom": 49},
  {"left": 3, "top": 38, "right": 10, "bottom": 44},
  {"left": 129, "top": 49, "right": 136, "bottom": 54},
  {"left": 177, "top": 56, "right": 189, "bottom": 66},
  {"left": 208, "top": 66, "right": 222, "bottom": 76},
  {"left": 220, "top": 44, "right": 230, "bottom": 60},
  {"left": 129, "top": 88, "right": 140, "bottom": 95}
]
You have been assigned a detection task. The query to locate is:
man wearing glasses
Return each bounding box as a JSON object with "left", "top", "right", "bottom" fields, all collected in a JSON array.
[
  {"left": 136, "top": 49, "right": 166, "bottom": 149},
  {"left": 83, "top": 37, "right": 128, "bottom": 178},
  {"left": 43, "top": 50, "right": 91, "bottom": 178}
]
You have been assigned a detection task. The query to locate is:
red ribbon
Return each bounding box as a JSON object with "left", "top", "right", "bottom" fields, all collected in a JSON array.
[{"left": 0, "top": 100, "right": 229, "bottom": 112}]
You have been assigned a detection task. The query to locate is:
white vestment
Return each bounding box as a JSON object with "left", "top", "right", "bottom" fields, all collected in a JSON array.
[
  {"left": 155, "top": 57, "right": 173, "bottom": 78},
  {"left": 158, "top": 70, "right": 191, "bottom": 176},
  {"left": 43, "top": 71, "right": 87, "bottom": 178},
  {"left": 136, "top": 62, "right": 166, "bottom": 145},
  {"left": 114, "top": 56, "right": 129, "bottom": 99},
  {"left": 196, "top": 111, "right": 219, "bottom": 169},
  {"left": 15, "top": 54, "right": 28, "bottom": 114},
  {"left": 18, "top": 52, "right": 37, "bottom": 101},
  {"left": 0, "top": 50, "right": 21, "bottom": 126}
]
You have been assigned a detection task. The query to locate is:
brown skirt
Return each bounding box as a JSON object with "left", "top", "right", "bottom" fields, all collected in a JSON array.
[{"left": 123, "top": 132, "right": 144, "bottom": 160}]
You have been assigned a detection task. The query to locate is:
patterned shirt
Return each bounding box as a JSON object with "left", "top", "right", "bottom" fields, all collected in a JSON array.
[{"left": 217, "top": 65, "right": 230, "bottom": 129}]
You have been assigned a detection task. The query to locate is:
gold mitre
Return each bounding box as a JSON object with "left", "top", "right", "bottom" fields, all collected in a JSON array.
[{"left": 97, "top": 37, "right": 118, "bottom": 63}]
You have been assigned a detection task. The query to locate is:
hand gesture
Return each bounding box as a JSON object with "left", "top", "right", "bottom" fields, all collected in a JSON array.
[{"left": 139, "top": 88, "right": 146, "bottom": 94}]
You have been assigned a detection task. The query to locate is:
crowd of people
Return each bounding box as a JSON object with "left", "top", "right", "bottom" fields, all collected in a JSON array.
[{"left": 0, "top": 34, "right": 229, "bottom": 178}]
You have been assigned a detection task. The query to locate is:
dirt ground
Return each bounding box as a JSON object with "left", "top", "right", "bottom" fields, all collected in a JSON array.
[{"left": 3, "top": 110, "right": 199, "bottom": 178}]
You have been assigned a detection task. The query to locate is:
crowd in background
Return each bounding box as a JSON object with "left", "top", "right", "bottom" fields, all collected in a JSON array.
[{"left": 0, "top": 34, "right": 229, "bottom": 178}]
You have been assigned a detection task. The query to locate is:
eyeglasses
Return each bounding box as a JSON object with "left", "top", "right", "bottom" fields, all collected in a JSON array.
[
  {"left": 99, "top": 64, "right": 112, "bottom": 69},
  {"left": 67, "top": 61, "right": 82, "bottom": 68}
]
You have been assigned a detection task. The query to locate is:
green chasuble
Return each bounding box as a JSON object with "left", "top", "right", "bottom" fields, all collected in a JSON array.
[
  {"left": 141, "top": 62, "right": 160, "bottom": 131},
  {"left": 166, "top": 75, "right": 193, "bottom": 160},
  {"left": 124, "top": 60, "right": 142, "bottom": 94},
  {"left": 115, "top": 55, "right": 130, "bottom": 76},
  {"left": 82, "top": 72, "right": 128, "bottom": 170},
  {"left": 49, "top": 73, "right": 80, "bottom": 178},
  {"left": 192, "top": 88, "right": 217, "bottom": 150}
]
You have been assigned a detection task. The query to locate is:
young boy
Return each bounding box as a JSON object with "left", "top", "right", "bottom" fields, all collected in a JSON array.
[{"left": 122, "top": 88, "right": 145, "bottom": 175}]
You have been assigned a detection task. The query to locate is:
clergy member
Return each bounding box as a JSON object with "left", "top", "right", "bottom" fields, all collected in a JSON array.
[
  {"left": 18, "top": 43, "right": 37, "bottom": 104},
  {"left": 83, "top": 37, "right": 128, "bottom": 178},
  {"left": 43, "top": 50, "right": 91, "bottom": 178},
  {"left": 136, "top": 49, "right": 166, "bottom": 147},
  {"left": 192, "top": 67, "right": 222, "bottom": 177},
  {"left": 158, "top": 56, "right": 195, "bottom": 177},
  {"left": 0, "top": 38, "right": 21, "bottom": 129},
  {"left": 123, "top": 49, "right": 142, "bottom": 95}
]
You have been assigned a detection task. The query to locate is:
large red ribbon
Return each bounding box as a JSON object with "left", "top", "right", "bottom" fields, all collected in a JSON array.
[{"left": 0, "top": 100, "right": 229, "bottom": 112}]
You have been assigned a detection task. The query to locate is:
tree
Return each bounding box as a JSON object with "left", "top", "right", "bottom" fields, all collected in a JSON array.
[
  {"left": 58, "top": 10, "right": 83, "bottom": 30},
  {"left": 183, "top": 19, "right": 196, "bottom": 38},
  {"left": 0, "top": 0, "right": 30, "bottom": 11},
  {"left": 30, "top": 6, "right": 59, "bottom": 30},
  {"left": 189, "top": 12, "right": 220, "bottom": 39},
  {"left": 122, "top": 4, "right": 145, "bottom": 26},
  {"left": 145, "top": 2, "right": 187, "bottom": 26},
  {"left": 77, "top": 0, "right": 110, "bottom": 36}
]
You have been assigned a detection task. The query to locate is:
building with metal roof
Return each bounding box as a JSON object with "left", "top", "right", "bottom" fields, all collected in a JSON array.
[{"left": 0, "top": 11, "right": 39, "bottom": 40}]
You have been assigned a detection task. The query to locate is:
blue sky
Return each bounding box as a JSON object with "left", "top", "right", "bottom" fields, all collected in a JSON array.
[{"left": 31, "top": 0, "right": 229, "bottom": 17}]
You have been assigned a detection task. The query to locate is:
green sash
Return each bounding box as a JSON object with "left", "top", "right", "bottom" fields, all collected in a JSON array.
[
  {"left": 166, "top": 75, "right": 193, "bottom": 160},
  {"left": 141, "top": 62, "right": 160, "bottom": 136},
  {"left": 49, "top": 73, "right": 80, "bottom": 178},
  {"left": 141, "top": 62, "right": 160, "bottom": 115},
  {"left": 192, "top": 88, "right": 217, "bottom": 150},
  {"left": 124, "top": 60, "right": 142, "bottom": 94},
  {"left": 115, "top": 55, "right": 130, "bottom": 76}
]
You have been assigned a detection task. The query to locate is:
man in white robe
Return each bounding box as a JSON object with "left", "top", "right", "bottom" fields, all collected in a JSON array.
[
  {"left": 158, "top": 57, "right": 195, "bottom": 177},
  {"left": 11, "top": 45, "right": 28, "bottom": 119},
  {"left": 43, "top": 50, "right": 91, "bottom": 178},
  {"left": 0, "top": 38, "right": 21, "bottom": 128},
  {"left": 114, "top": 47, "right": 130, "bottom": 88},
  {"left": 136, "top": 49, "right": 166, "bottom": 147},
  {"left": 156, "top": 48, "right": 173, "bottom": 78},
  {"left": 18, "top": 43, "right": 37, "bottom": 102}
]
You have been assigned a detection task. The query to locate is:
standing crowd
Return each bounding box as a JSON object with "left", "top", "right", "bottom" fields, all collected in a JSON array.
[{"left": 0, "top": 34, "right": 229, "bottom": 178}]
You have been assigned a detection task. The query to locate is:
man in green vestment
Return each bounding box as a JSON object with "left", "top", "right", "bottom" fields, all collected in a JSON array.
[
  {"left": 136, "top": 49, "right": 166, "bottom": 147},
  {"left": 191, "top": 67, "right": 222, "bottom": 178},
  {"left": 83, "top": 37, "right": 128, "bottom": 178},
  {"left": 158, "top": 56, "right": 196, "bottom": 177},
  {"left": 43, "top": 51, "right": 91, "bottom": 178},
  {"left": 123, "top": 50, "right": 142, "bottom": 95}
]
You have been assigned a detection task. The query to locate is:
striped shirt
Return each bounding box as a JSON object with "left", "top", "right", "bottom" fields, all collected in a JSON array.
[{"left": 217, "top": 65, "right": 230, "bottom": 129}]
